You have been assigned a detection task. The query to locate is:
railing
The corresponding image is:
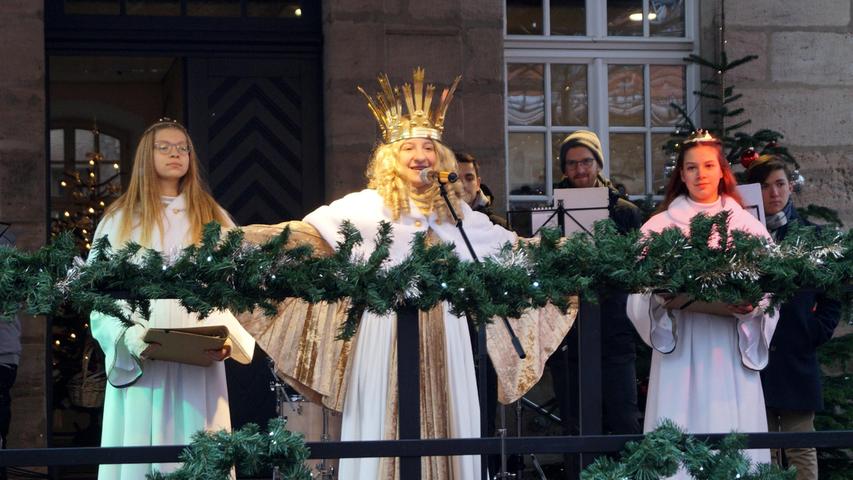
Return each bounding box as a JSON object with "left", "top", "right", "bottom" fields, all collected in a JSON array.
[{"left": 1, "top": 300, "right": 850, "bottom": 478}]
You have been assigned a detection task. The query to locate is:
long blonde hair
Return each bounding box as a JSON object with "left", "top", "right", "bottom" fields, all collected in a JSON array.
[
  {"left": 104, "top": 120, "right": 231, "bottom": 247},
  {"left": 365, "top": 139, "right": 464, "bottom": 223}
]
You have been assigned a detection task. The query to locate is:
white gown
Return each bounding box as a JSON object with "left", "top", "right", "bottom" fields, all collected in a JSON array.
[
  {"left": 303, "top": 189, "right": 517, "bottom": 480},
  {"left": 89, "top": 194, "right": 255, "bottom": 479},
  {"left": 627, "top": 195, "right": 779, "bottom": 478}
]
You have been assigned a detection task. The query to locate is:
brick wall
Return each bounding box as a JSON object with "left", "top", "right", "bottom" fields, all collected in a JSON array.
[{"left": 0, "top": 0, "right": 47, "bottom": 449}]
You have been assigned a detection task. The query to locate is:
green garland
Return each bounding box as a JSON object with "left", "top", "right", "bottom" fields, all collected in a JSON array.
[
  {"left": 146, "top": 418, "right": 311, "bottom": 480},
  {"left": 0, "top": 212, "right": 850, "bottom": 340},
  {"left": 143, "top": 417, "right": 796, "bottom": 480},
  {"left": 582, "top": 420, "right": 796, "bottom": 480}
]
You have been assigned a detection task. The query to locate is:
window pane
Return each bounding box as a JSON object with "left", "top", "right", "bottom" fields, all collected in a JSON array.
[
  {"left": 608, "top": 65, "right": 644, "bottom": 126},
  {"left": 249, "top": 0, "right": 303, "bottom": 17},
  {"left": 552, "top": 132, "right": 569, "bottom": 184},
  {"left": 127, "top": 0, "right": 180, "bottom": 15},
  {"left": 507, "top": 64, "right": 545, "bottom": 126},
  {"left": 64, "top": 0, "right": 120, "bottom": 15},
  {"left": 188, "top": 0, "right": 241, "bottom": 16},
  {"left": 650, "top": 65, "right": 685, "bottom": 126},
  {"left": 650, "top": 0, "right": 685, "bottom": 37},
  {"left": 607, "top": 0, "right": 643, "bottom": 36},
  {"left": 609, "top": 133, "right": 645, "bottom": 195},
  {"left": 550, "top": 0, "right": 586, "bottom": 36},
  {"left": 100, "top": 134, "right": 121, "bottom": 162},
  {"left": 51, "top": 165, "right": 67, "bottom": 198},
  {"left": 508, "top": 133, "right": 546, "bottom": 196},
  {"left": 551, "top": 64, "right": 588, "bottom": 126},
  {"left": 651, "top": 133, "right": 674, "bottom": 194},
  {"left": 506, "top": 0, "right": 543, "bottom": 35},
  {"left": 50, "top": 130, "right": 65, "bottom": 162},
  {"left": 75, "top": 129, "right": 95, "bottom": 163}
]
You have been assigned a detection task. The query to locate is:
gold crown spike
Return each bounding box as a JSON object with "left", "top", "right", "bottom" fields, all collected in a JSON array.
[{"left": 358, "top": 67, "right": 461, "bottom": 144}]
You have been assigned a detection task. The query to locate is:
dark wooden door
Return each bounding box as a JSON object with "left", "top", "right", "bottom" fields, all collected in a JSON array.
[
  {"left": 186, "top": 56, "right": 324, "bottom": 429},
  {"left": 187, "top": 57, "right": 324, "bottom": 225}
]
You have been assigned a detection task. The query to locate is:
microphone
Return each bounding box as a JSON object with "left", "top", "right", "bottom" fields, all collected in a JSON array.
[{"left": 419, "top": 168, "right": 458, "bottom": 185}]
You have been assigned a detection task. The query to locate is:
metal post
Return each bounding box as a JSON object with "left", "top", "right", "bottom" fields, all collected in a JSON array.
[
  {"left": 577, "top": 299, "right": 602, "bottom": 469},
  {"left": 397, "top": 304, "right": 421, "bottom": 479}
]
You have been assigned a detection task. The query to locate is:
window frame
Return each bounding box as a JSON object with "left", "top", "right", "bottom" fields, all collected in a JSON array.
[{"left": 503, "top": 0, "right": 701, "bottom": 204}]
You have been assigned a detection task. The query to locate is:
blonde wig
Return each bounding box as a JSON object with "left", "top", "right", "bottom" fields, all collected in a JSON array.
[
  {"left": 104, "top": 120, "right": 232, "bottom": 247},
  {"left": 365, "top": 139, "right": 464, "bottom": 223}
]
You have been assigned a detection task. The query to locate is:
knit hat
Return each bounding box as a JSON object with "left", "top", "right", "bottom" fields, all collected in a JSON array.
[{"left": 558, "top": 130, "right": 604, "bottom": 172}]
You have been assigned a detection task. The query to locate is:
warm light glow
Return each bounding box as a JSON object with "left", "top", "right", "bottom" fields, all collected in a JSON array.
[
  {"left": 629, "top": 12, "right": 657, "bottom": 21},
  {"left": 60, "top": 180, "right": 67, "bottom": 187},
  {"left": 85, "top": 243, "right": 91, "bottom": 249},
  {"left": 82, "top": 229, "right": 88, "bottom": 234},
  {"left": 113, "top": 163, "right": 119, "bottom": 169},
  {"left": 295, "top": 7, "right": 302, "bottom": 16},
  {"left": 89, "top": 159, "right": 95, "bottom": 166},
  {"left": 70, "top": 333, "right": 77, "bottom": 339},
  {"left": 54, "top": 340, "right": 60, "bottom": 346},
  {"left": 89, "top": 172, "right": 95, "bottom": 178},
  {"left": 99, "top": 201, "right": 105, "bottom": 206},
  {"left": 63, "top": 211, "right": 70, "bottom": 217},
  {"left": 88, "top": 207, "right": 95, "bottom": 213}
]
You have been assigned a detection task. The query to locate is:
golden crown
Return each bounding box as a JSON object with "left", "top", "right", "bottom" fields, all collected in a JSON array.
[
  {"left": 358, "top": 67, "right": 461, "bottom": 144},
  {"left": 683, "top": 129, "right": 721, "bottom": 145}
]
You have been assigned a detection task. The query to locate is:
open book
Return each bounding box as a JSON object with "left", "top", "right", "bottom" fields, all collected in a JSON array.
[{"left": 142, "top": 310, "right": 255, "bottom": 367}]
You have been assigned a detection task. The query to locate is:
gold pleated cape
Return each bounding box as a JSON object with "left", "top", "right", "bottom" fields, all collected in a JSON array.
[{"left": 235, "top": 221, "right": 577, "bottom": 478}]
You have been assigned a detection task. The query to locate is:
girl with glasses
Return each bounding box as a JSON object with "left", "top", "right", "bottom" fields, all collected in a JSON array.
[{"left": 88, "top": 119, "right": 254, "bottom": 479}]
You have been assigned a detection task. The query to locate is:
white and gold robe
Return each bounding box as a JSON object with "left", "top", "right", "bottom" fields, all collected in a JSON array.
[{"left": 239, "top": 189, "right": 574, "bottom": 480}]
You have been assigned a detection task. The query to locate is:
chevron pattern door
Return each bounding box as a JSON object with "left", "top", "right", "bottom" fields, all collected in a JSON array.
[{"left": 187, "top": 57, "right": 323, "bottom": 225}]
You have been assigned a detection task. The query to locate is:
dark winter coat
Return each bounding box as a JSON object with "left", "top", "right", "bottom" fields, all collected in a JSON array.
[{"left": 760, "top": 206, "right": 841, "bottom": 411}]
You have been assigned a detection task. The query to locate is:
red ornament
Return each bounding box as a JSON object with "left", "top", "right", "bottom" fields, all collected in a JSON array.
[{"left": 740, "top": 148, "right": 759, "bottom": 168}]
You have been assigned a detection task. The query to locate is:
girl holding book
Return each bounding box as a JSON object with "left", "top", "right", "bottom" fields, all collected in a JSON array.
[{"left": 89, "top": 119, "right": 253, "bottom": 479}]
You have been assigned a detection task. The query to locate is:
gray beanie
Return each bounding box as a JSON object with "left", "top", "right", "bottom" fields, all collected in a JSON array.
[{"left": 558, "top": 130, "right": 604, "bottom": 172}]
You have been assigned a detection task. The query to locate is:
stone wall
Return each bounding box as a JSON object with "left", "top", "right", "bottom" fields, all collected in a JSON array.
[
  {"left": 0, "top": 0, "right": 47, "bottom": 448},
  {"left": 713, "top": 0, "right": 853, "bottom": 227},
  {"left": 322, "top": 0, "right": 506, "bottom": 208}
]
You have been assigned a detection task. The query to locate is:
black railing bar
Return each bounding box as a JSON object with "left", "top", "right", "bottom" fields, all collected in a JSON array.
[{"left": 4, "top": 431, "right": 853, "bottom": 466}]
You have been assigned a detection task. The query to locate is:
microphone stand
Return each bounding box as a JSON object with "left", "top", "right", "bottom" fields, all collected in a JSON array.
[
  {"left": 436, "top": 180, "right": 525, "bottom": 480},
  {"left": 437, "top": 181, "right": 526, "bottom": 360}
]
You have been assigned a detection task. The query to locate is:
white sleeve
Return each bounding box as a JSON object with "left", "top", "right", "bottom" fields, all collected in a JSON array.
[
  {"left": 734, "top": 295, "right": 779, "bottom": 371},
  {"left": 86, "top": 214, "right": 148, "bottom": 387},
  {"left": 626, "top": 292, "right": 678, "bottom": 354}
]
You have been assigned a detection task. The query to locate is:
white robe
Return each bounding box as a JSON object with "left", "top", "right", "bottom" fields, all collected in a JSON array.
[
  {"left": 627, "top": 195, "right": 779, "bottom": 477},
  {"left": 303, "top": 189, "right": 518, "bottom": 480},
  {"left": 89, "top": 194, "right": 255, "bottom": 480}
]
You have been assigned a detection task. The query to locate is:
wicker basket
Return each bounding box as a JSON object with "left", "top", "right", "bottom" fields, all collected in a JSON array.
[{"left": 67, "top": 341, "right": 106, "bottom": 409}]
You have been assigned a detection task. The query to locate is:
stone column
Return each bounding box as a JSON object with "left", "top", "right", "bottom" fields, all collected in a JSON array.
[
  {"left": 322, "top": 0, "right": 507, "bottom": 211},
  {"left": 706, "top": 0, "right": 853, "bottom": 227},
  {"left": 0, "top": 0, "right": 47, "bottom": 449}
]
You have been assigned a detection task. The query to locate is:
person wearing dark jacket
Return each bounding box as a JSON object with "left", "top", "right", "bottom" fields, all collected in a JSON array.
[
  {"left": 455, "top": 152, "right": 510, "bottom": 229},
  {"left": 547, "top": 130, "right": 642, "bottom": 477},
  {"left": 745, "top": 154, "right": 840, "bottom": 480}
]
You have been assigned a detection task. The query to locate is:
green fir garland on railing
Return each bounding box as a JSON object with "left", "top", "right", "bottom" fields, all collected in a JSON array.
[
  {"left": 0, "top": 212, "right": 850, "bottom": 341},
  {"left": 581, "top": 420, "right": 796, "bottom": 480},
  {"left": 146, "top": 417, "right": 311, "bottom": 480}
]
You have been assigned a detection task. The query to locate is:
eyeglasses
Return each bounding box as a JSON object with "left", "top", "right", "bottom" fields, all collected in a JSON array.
[
  {"left": 153, "top": 142, "right": 191, "bottom": 155},
  {"left": 564, "top": 158, "right": 595, "bottom": 170}
]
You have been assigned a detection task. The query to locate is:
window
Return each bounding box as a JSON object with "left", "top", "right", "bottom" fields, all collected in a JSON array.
[
  {"left": 505, "top": 0, "right": 697, "bottom": 204},
  {"left": 50, "top": 124, "right": 125, "bottom": 246}
]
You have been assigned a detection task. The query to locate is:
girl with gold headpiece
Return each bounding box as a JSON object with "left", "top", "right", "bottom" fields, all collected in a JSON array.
[
  {"left": 243, "top": 69, "right": 574, "bottom": 480},
  {"left": 89, "top": 119, "right": 254, "bottom": 479},
  {"left": 626, "top": 131, "right": 779, "bottom": 478}
]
